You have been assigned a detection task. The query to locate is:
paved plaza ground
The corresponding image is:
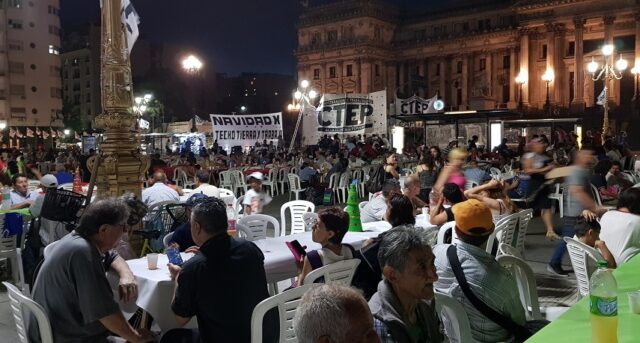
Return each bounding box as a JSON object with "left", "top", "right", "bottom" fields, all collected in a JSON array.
[{"left": 0, "top": 191, "right": 577, "bottom": 341}]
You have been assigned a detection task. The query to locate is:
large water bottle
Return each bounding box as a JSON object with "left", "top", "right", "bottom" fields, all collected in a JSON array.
[
  {"left": 226, "top": 204, "right": 237, "bottom": 236},
  {"left": 589, "top": 260, "right": 618, "bottom": 343}
]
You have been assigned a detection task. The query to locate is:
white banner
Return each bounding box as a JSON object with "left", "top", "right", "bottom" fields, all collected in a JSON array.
[
  {"left": 395, "top": 94, "right": 439, "bottom": 115},
  {"left": 210, "top": 112, "right": 282, "bottom": 150},
  {"left": 301, "top": 90, "right": 387, "bottom": 145}
]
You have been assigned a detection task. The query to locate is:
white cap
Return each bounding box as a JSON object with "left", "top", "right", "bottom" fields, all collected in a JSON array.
[
  {"left": 247, "top": 172, "right": 263, "bottom": 181},
  {"left": 40, "top": 174, "right": 58, "bottom": 188}
]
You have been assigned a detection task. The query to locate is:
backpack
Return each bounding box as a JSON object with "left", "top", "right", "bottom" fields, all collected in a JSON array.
[
  {"left": 351, "top": 232, "right": 389, "bottom": 300},
  {"left": 365, "top": 165, "right": 386, "bottom": 194},
  {"left": 305, "top": 186, "right": 325, "bottom": 205}
]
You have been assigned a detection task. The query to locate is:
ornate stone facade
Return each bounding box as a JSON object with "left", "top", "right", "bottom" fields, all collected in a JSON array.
[{"left": 296, "top": 0, "right": 640, "bottom": 115}]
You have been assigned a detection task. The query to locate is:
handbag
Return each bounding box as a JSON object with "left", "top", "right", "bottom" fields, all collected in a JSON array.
[{"left": 446, "top": 245, "right": 547, "bottom": 342}]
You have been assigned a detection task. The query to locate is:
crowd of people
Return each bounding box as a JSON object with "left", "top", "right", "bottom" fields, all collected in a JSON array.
[{"left": 4, "top": 129, "right": 640, "bottom": 343}]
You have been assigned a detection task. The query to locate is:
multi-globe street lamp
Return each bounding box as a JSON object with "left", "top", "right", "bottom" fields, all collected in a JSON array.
[
  {"left": 182, "top": 54, "right": 203, "bottom": 133},
  {"left": 287, "top": 79, "right": 318, "bottom": 153},
  {"left": 133, "top": 93, "right": 153, "bottom": 130},
  {"left": 587, "top": 44, "right": 628, "bottom": 142}
]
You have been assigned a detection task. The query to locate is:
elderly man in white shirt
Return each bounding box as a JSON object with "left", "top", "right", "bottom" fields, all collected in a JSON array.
[
  {"left": 142, "top": 171, "right": 180, "bottom": 206},
  {"left": 191, "top": 170, "right": 220, "bottom": 198},
  {"left": 434, "top": 199, "right": 525, "bottom": 343},
  {"left": 599, "top": 188, "right": 640, "bottom": 265}
]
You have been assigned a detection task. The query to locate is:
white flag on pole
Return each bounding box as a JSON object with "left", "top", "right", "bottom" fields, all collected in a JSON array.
[
  {"left": 596, "top": 86, "right": 607, "bottom": 106},
  {"left": 99, "top": 0, "right": 140, "bottom": 55}
]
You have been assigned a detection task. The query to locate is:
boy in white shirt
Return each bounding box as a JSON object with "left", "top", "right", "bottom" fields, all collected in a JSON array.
[{"left": 243, "top": 172, "right": 272, "bottom": 215}]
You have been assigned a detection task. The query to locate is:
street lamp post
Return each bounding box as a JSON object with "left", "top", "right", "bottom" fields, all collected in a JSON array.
[
  {"left": 287, "top": 80, "right": 318, "bottom": 153},
  {"left": 587, "top": 44, "right": 628, "bottom": 142},
  {"left": 515, "top": 71, "right": 527, "bottom": 112},
  {"left": 182, "top": 55, "right": 203, "bottom": 133},
  {"left": 133, "top": 93, "right": 153, "bottom": 130},
  {"left": 632, "top": 66, "right": 640, "bottom": 111},
  {"left": 541, "top": 69, "right": 554, "bottom": 114}
]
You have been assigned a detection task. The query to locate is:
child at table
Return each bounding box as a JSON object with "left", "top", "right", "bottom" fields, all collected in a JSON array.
[
  {"left": 296, "top": 208, "right": 355, "bottom": 285},
  {"left": 575, "top": 219, "right": 617, "bottom": 269},
  {"left": 243, "top": 172, "right": 272, "bottom": 215}
]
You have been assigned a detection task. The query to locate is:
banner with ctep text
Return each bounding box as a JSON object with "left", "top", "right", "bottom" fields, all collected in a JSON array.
[{"left": 210, "top": 112, "right": 283, "bottom": 150}]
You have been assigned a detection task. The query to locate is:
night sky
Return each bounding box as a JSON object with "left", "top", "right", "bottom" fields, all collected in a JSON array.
[{"left": 60, "top": 0, "right": 484, "bottom": 76}]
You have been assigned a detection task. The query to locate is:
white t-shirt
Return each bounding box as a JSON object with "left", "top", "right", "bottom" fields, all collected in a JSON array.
[
  {"left": 599, "top": 211, "right": 640, "bottom": 265},
  {"left": 317, "top": 245, "right": 354, "bottom": 265},
  {"left": 242, "top": 189, "right": 272, "bottom": 214}
]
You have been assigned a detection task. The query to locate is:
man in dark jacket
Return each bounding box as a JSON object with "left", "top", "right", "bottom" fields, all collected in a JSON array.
[{"left": 369, "top": 227, "right": 443, "bottom": 343}]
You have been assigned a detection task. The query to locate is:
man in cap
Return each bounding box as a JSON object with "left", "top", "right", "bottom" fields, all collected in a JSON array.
[
  {"left": 433, "top": 199, "right": 525, "bottom": 343},
  {"left": 243, "top": 172, "right": 272, "bottom": 215}
]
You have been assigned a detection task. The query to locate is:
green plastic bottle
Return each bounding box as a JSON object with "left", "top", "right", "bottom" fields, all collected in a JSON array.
[{"left": 346, "top": 182, "right": 362, "bottom": 232}]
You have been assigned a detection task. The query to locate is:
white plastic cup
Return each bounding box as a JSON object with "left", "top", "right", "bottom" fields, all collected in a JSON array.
[
  {"left": 147, "top": 253, "right": 158, "bottom": 270},
  {"left": 628, "top": 291, "right": 640, "bottom": 314}
]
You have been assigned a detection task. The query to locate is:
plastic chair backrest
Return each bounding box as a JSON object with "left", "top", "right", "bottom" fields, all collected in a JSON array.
[
  {"left": 250, "top": 283, "right": 320, "bottom": 343},
  {"left": 235, "top": 170, "right": 247, "bottom": 186},
  {"left": 496, "top": 254, "right": 544, "bottom": 320},
  {"left": 497, "top": 243, "right": 523, "bottom": 259},
  {"left": 287, "top": 174, "right": 302, "bottom": 191},
  {"left": 234, "top": 195, "right": 245, "bottom": 218},
  {"left": 303, "top": 259, "right": 361, "bottom": 286},
  {"left": 27, "top": 180, "right": 40, "bottom": 192},
  {"left": 3, "top": 281, "right": 54, "bottom": 343},
  {"left": 267, "top": 169, "right": 278, "bottom": 183},
  {"left": 238, "top": 214, "right": 281, "bottom": 240},
  {"left": 280, "top": 200, "right": 315, "bottom": 236},
  {"left": 486, "top": 212, "right": 519, "bottom": 254},
  {"left": 0, "top": 235, "right": 16, "bottom": 252},
  {"left": 433, "top": 292, "right": 474, "bottom": 343},
  {"left": 436, "top": 221, "right": 457, "bottom": 245},
  {"left": 590, "top": 184, "right": 603, "bottom": 206},
  {"left": 515, "top": 209, "right": 533, "bottom": 254},
  {"left": 219, "top": 188, "right": 235, "bottom": 198},
  {"left": 564, "top": 237, "right": 604, "bottom": 299},
  {"left": 338, "top": 173, "right": 350, "bottom": 187},
  {"left": 328, "top": 173, "right": 340, "bottom": 189}
]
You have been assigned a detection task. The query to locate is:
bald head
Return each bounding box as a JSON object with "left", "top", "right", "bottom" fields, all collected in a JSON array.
[
  {"left": 152, "top": 171, "right": 168, "bottom": 184},
  {"left": 294, "top": 284, "right": 379, "bottom": 343}
]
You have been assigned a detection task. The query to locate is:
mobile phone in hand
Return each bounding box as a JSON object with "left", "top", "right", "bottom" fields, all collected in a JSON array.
[
  {"left": 286, "top": 240, "right": 306, "bottom": 262},
  {"left": 166, "top": 247, "right": 184, "bottom": 266}
]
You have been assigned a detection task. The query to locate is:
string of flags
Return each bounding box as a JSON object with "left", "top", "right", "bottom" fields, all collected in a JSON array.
[{"left": 4, "top": 128, "right": 70, "bottom": 139}]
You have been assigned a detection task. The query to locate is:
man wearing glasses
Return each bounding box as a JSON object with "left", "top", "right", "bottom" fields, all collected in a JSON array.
[{"left": 30, "top": 198, "right": 155, "bottom": 343}]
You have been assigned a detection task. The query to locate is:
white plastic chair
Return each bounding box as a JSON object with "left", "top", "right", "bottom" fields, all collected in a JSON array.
[
  {"left": 496, "top": 254, "right": 544, "bottom": 320},
  {"left": 358, "top": 201, "right": 368, "bottom": 211},
  {"left": 302, "top": 259, "right": 361, "bottom": 286},
  {"left": 250, "top": 283, "right": 320, "bottom": 343},
  {"left": 287, "top": 174, "right": 305, "bottom": 201},
  {"left": 434, "top": 292, "right": 474, "bottom": 343},
  {"left": 238, "top": 214, "right": 281, "bottom": 240},
  {"left": 436, "top": 221, "right": 458, "bottom": 245},
  {"left": 162, "top": 232, "right": 174, "bottom": 249},
  {"left": 3, "top": 281, "right": 53, "bottom": 343},
  {"left": 262, "top": 169, "right": 278, "bottom": 197},
  {"left": 234, "top": 194, "right": 245, "bottom": 220},
  {"left": 218, "top": 171, "right": 235, "bottom": 190},
  {"left": 548, "top": 183, "right": 563, "bottom": 218},
  {"left": 497, "top": 242, "right": 523, "bottom": 259},
  {"left": 515, "top": 209, "right": 533, "bottom": 256},
  {"left": 280, "top": 200, "right": 315, "bottom": 236},
  {"left": 277, "top": 167, "right": 290, "bottom": 194},
  {"left": 0, "top": 236, "right": 26, "bottom": 293},
  {"left": 233, "top": 170, "right": 250, "bottom": 197},
  {"left": 336, "top": 173, "right": 351, "bottom": 204},
  {"left": 328, "top": 173, "right": 340, "bottom": 204},
  {"left": 590, "top": 183, "right": 603, "bottom": 206},
  {"left": 564, "top": 237, "right": 604, "bottom": 299},
  {"left": 485, "top": 212, "right": 519, "bottom": 254}
]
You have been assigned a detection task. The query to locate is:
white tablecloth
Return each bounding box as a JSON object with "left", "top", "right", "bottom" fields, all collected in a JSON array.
[{"left": 116, "top": 225, "right": 390, "bottom": 332}]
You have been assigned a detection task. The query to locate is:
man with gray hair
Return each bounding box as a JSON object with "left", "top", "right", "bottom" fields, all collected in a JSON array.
[
  {"left": 141, "top": 170, "right": 179, "bottom": 205},
  {"left": 294, "top": 284, "right": 381, "bottom": 343},
  {"left": 30, "top": 198, "right": 154, "bottom": 343},
  {"left": 369, "top": 227, "right": 443, "bottom": 343}
]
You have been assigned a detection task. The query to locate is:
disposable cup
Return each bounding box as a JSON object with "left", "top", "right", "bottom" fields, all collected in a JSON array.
[
  {"left": 628, "top": 291, "right": 640, "bottom": 314},
  {"left": 147, "top": 253, "right": 158, "bottom": 270}
]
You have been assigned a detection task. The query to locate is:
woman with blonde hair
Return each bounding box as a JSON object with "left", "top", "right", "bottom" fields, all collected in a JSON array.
[
  {"left": 464, "top": 179, "right": 519, "bottom": 223},
  {"left": 433, "top": 148, "right": 467, "bottom": 195}
]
